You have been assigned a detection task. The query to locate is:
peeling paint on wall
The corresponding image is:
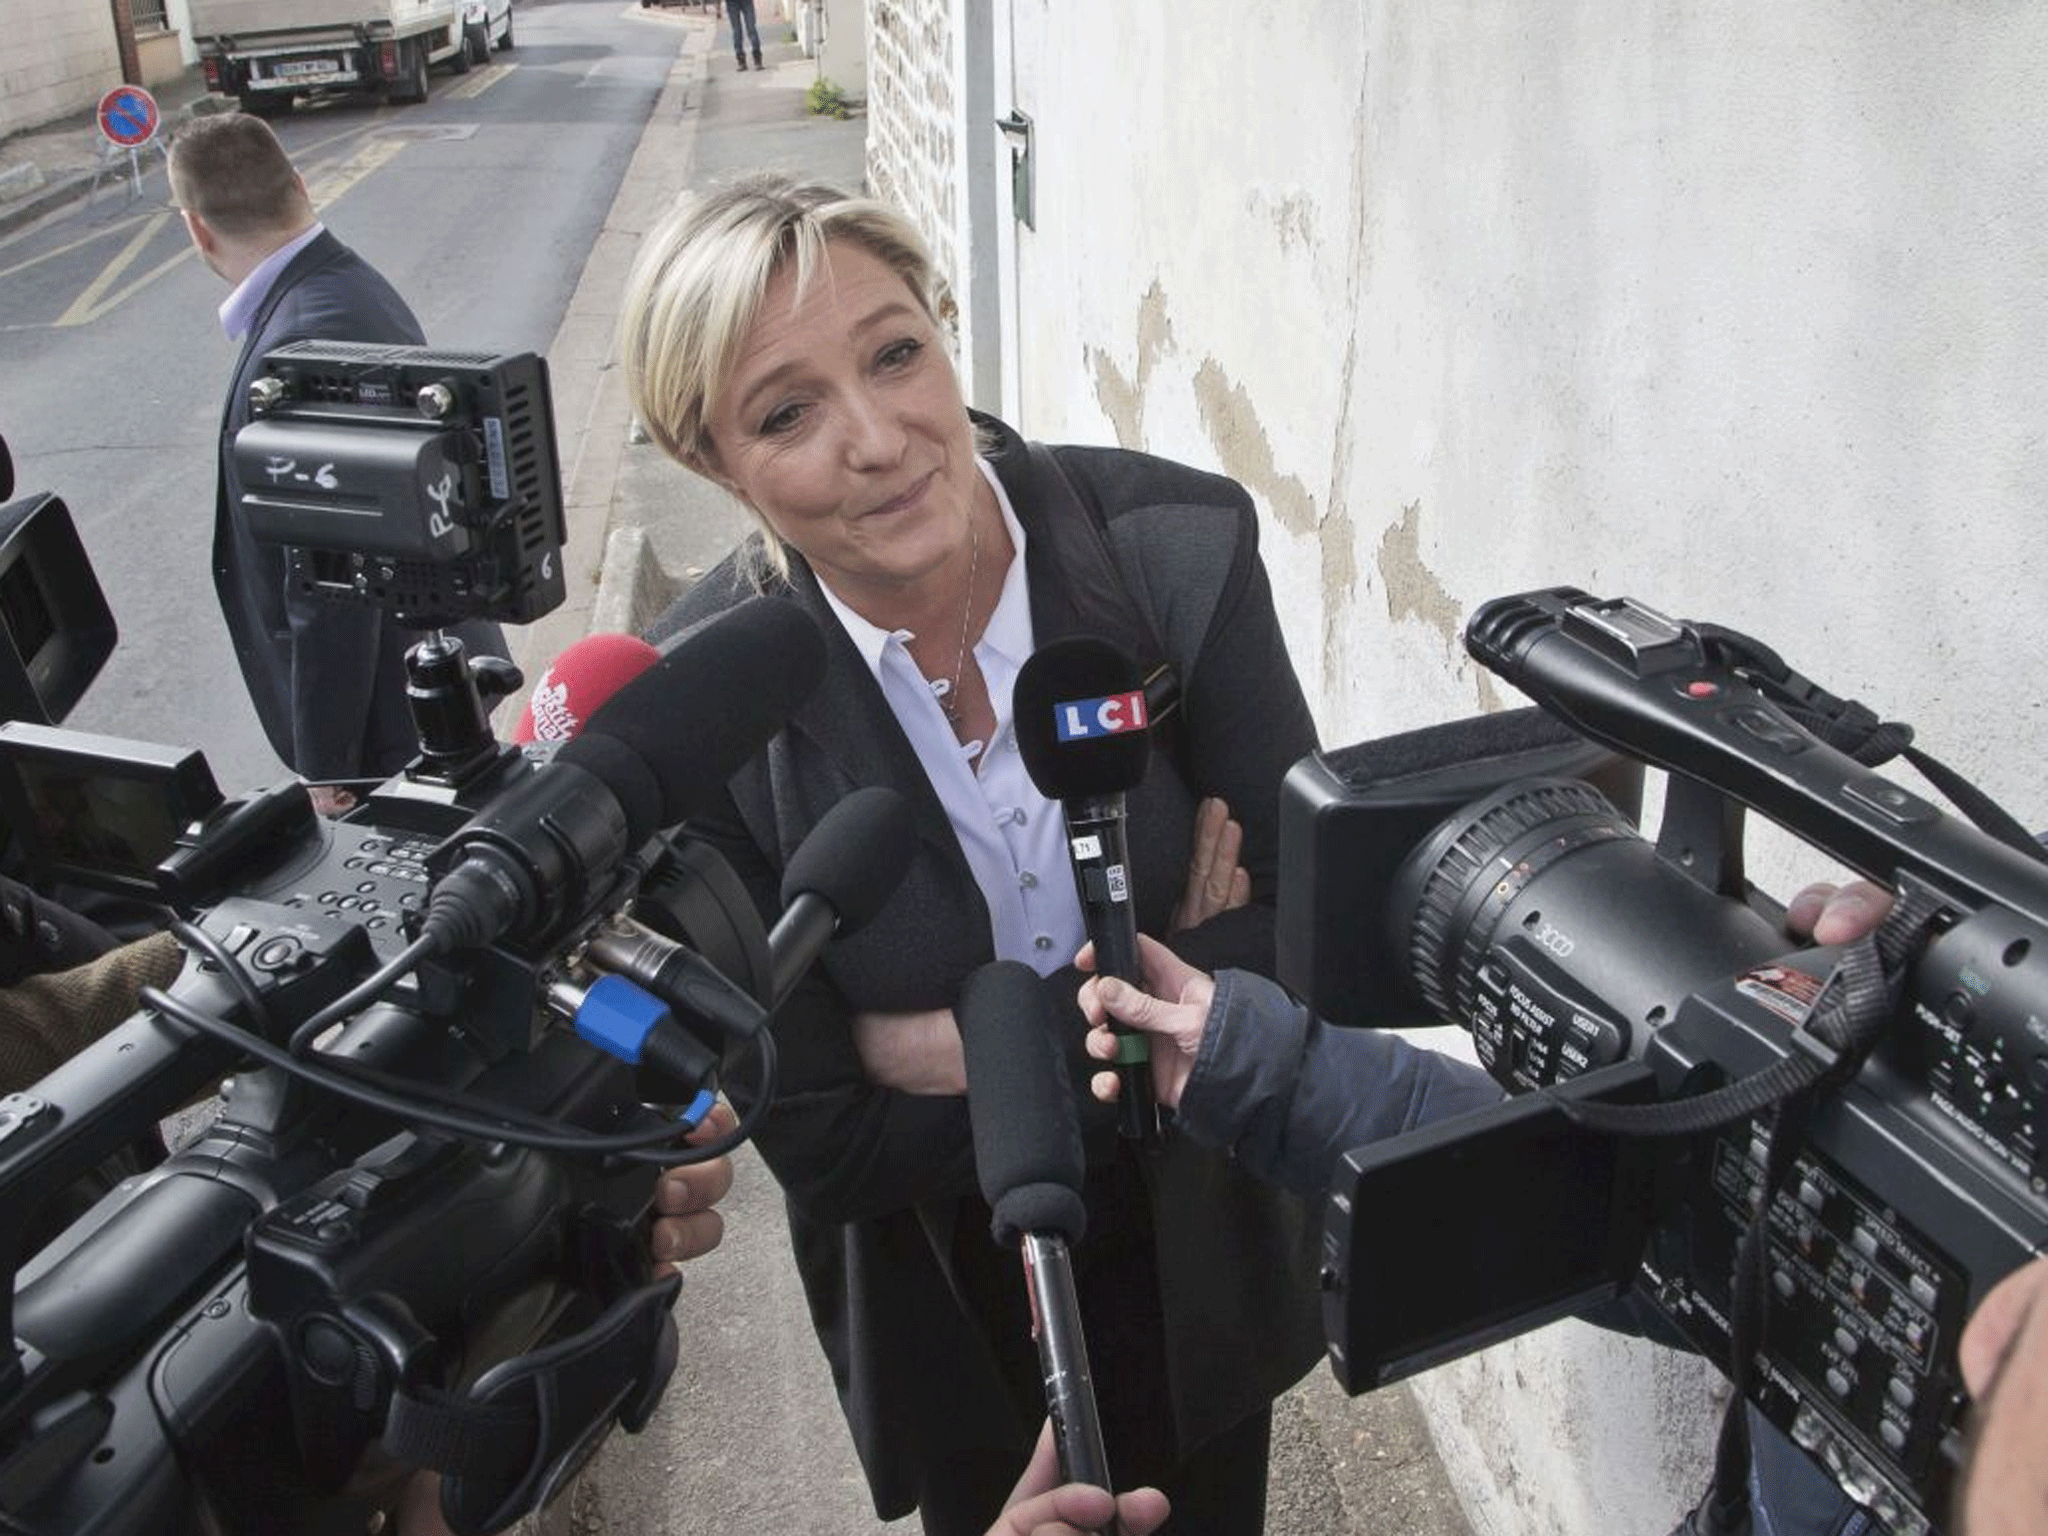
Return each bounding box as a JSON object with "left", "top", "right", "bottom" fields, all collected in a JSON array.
[
  {"left": 1088, "top": 282, "right": 1365, "bottom": 688},
  {"left": 1375, "top": 500, "right": 1509, "bottom": 715},
  {"left": 1192, "top": 358, "right": 1358, "bottom": 687},
  {"left": 1378, "top": 499, "right": 1460, "bottom": 645},
  {"left": 1089, "top": 280, "right": 1176, "bottom": 450}
]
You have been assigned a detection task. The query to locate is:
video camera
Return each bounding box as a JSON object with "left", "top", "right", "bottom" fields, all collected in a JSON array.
[
  {"left": 1280, "top": 587, "right": 2048, "bottom": 1536},
  {"left": 0, "top": 351, "right": 905, "bottom": 1536}
]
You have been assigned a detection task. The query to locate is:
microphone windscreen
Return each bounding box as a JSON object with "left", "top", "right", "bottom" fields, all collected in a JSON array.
[
  {"left": 1012, "top": 637, "right": 1151, "bottom": 801},
  {"left": 512, "top": 632, "right": 661, "bottom": 743},
  {"left": 571, "top": 598, "right": 827, "bottom": 827},
  {"left": 779, "top": 785, "right": 915, "bottom": 933},
  {"left": 957, "top": 960, "right": 1088, "bottom": 1247}
]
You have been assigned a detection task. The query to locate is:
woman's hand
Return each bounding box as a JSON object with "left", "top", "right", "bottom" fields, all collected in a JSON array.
[
  {"left": 852, "top": 1008, "right": 966, "bottom": 1095},
  {"left": 1077, "top": 934, "right": 1216, "bottom": 1111},
  {"left": 1169, "top": 797, "right": 1250, "bottom": 932}
]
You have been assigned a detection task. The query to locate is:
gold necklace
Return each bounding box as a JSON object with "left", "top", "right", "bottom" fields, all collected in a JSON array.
[{"left": 935, "top": 514, "right": 981, "bottom": 725}]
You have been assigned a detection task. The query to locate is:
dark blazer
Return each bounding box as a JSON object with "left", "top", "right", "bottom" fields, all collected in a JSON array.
[
  {"left": 650, "top": 416, "right": 1327, "bottom": 1518},
  {"left": 214, "top": 230, "right": 505, "bottom": 783}
]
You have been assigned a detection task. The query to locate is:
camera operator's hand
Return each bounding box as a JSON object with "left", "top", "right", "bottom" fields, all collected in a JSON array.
[
  {"left": 1785, "top": 878, "right": 1895, "bottom": 946},
  {"left": 1954, "top": 1253, "right": 2048, "bottom": 1535},
  {"left": 1077, "top": 933, "right": 1215, "bottom": 1111},
  {"left": 648, "top": 1098, "right": 738, "bottom": 1273},
  {"left": 986, "top": 1420, "right": 1170, "bottom": 1536},
  {"left": 306, "top": 782, "right": 358, "bottom": 818}
]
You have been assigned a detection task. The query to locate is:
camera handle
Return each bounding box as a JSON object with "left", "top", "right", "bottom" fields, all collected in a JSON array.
[{"left": 381, "top": 1247, "right": 683, "bottom": 1535}]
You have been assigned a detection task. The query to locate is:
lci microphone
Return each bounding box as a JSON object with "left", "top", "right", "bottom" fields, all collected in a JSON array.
[
  {"left": 956, "top": 960, "right": 1114, "bottom": 1523},
  {"left": 1012, "top": 636, "right": 1158, "bottom": 1142}
]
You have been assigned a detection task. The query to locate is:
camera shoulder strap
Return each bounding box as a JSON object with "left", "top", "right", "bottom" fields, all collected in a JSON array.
[{"left": 1698, "top": 622, "right": 2046, "bottom": 864}]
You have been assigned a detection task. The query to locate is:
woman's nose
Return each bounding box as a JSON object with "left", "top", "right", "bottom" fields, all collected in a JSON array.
[{"left": 840, "top": 388, "right": 907, "bottom": 469}]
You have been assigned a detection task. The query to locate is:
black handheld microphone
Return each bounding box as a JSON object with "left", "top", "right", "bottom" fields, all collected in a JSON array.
[
  {"left": 423, "top": 598, "right": 827, "bottom": 951},
  {"left": 1012, "top": 637, "right": 1158, "bottom": 1141},
  {"left": 957, "top": 960, "right": 1113, "bottom": 1517},
  {"left": 766, "top": 785, "right": 919, "bottom": 1005}
]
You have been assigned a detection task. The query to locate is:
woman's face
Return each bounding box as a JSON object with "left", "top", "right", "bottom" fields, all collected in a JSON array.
[{"left": 701, "top": 239, "right": 985, "bottom": 612}]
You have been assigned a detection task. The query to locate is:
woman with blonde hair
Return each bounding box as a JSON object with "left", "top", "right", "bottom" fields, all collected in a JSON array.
[{"left": 621, "top": 171, "right": 1324, "bottom": 1535}]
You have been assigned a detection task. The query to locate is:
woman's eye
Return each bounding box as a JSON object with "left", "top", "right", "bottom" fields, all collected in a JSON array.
[
  {"left": 760, "top": 402, "right": 806, "bottom": 435},
  {"left": 878, "top": 338, "right": 923, "bottom": 370}
]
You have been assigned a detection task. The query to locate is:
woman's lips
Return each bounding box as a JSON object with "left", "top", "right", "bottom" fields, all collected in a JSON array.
[{"left": 863, "top": 470, "right": 934, "bottom": 518}]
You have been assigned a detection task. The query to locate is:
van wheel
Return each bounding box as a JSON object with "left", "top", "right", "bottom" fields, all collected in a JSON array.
[
  {"left": 392, "top": 39, "right": 430, "bottom": 103},
  {"left": 498, "top": 7, "right": 514, "bottom": 49}
]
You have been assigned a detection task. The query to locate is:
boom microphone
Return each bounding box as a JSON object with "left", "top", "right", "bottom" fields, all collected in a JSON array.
[
  {"left": 956, "top": 959, "right": 1113, "bottom": 1514},
  {"left": 1012, "top": 637, "right": 1158, "bottom": 1141},
  {"left": 424, "top": 599, "right": 827, "bottom": 951},
  {"left": 512, "top": 631, "right": 661, "bottom": 744}
]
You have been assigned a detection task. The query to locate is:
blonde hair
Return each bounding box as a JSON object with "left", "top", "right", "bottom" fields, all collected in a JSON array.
[
  {"left": 167, "top": 113, "right": 308, "bottom": 240},
  {"left": 618, "top": 173, "right": 946, "bottom": 580}
]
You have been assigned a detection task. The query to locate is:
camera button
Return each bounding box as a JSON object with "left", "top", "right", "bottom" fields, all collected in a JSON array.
[{"left": 251, "top": 935, "right": 301, "bottom": 972}]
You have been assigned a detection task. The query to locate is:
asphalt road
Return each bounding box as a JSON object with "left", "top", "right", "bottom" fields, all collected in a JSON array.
[{"left": 0, "top": 0, "right": 671, "bottom": 793}]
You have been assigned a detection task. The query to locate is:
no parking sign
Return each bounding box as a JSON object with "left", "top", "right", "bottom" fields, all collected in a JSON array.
[{"left": 97, "top": 86, "right": 161, "bottom": 149}]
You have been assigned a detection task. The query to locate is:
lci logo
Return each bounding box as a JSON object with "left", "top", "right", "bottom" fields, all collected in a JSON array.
[{"left": 1054, "top": 690, "right": 1148, "bottom": 742}]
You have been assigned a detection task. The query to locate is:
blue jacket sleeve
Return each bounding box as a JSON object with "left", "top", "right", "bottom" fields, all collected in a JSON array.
[{"left": 1173, "top": 969, "right": 1506, "bottom": 1197}]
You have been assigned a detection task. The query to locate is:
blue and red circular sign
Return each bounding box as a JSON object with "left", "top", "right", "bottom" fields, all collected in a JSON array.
[{"left": 97, "top": 86, "right": 161, "bottom": 149}]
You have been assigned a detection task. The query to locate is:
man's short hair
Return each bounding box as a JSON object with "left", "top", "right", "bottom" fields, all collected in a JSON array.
[{"left": 167, "top": 113, "right": 306, "bottom": 240}]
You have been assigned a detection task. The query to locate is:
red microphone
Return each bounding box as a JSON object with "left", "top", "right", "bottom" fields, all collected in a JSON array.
[{"left": 512, "top": 632, "right": 662, "bottom": 744}]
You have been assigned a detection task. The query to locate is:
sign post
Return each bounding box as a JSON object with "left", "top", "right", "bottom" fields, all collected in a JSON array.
[{"left": 89, "top": 85, "right": 168, "bottom": 207}]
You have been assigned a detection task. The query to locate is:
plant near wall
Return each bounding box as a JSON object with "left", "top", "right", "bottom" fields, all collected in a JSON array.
[{"left": 805, "top": 76, "right": 849, "bottom": 119}]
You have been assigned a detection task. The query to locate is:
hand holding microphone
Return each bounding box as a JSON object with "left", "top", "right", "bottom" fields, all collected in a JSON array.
[
  {"left": 989, "top": 1420, "right": 1169, "bottom": 1536},
  {"left": 1012, "top": 638, "right": 1159, "bottom": 1142},
  {"left": 957, "top": 960, "right": 1114, "bottom": 1516},
  {"left": 1077, "top": 933, "right": 1216, "bottom": 1112}
]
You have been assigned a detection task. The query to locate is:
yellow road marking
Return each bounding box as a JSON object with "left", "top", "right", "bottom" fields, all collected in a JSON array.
[
  {"left": 55, "top": 212, "right": 181, "bottom": 327},
  {"left": 0, "top": 209, "right": 167, "bottom": 285},
  {"left": 302, "top": 134, "right": 410, "bottom": 209},
  {"left": 448, "top": 61, "right": 514, "bottom": 100}
]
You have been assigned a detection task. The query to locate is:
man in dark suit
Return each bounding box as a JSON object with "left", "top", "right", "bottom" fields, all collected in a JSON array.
[{"left": 167, "top": 114, "right": 505, "bottom": 814}]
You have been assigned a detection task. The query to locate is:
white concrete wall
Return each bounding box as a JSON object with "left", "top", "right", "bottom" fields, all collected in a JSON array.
[
  {"left": 874, "top": 0, "right": 2048, "bottom": 1530},
  {"left": 0, "top": 0, "right": 123, "bottom": 140}
]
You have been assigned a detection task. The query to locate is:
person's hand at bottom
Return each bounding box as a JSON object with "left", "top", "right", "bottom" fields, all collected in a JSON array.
[{"left": 986, "top": 1421, "right": 1171, "bottom": 1536}]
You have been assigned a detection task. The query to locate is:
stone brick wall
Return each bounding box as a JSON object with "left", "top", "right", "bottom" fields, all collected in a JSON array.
[{"left": 865, "top": 0, "right": 961, "bottom": 336}]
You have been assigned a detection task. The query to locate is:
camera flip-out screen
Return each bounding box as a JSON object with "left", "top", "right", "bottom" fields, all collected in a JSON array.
[
  {"left": 1322, "top": 1059, "right": 1660, "bottom": 1394},
  {"left": 0, "top": 722, "right": 223, "bottom": 897}
]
